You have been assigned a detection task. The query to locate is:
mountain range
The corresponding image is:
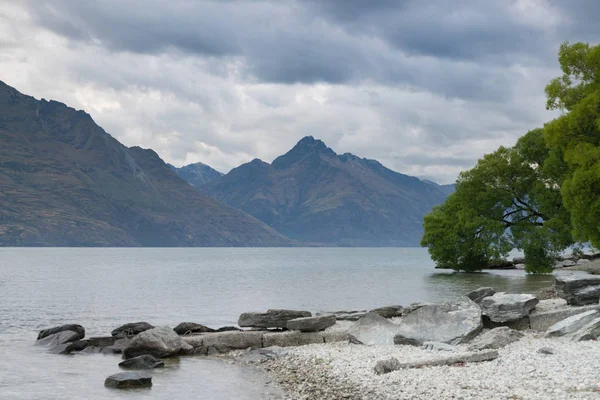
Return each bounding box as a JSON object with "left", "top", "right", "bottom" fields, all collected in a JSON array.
[
  {"left": 0, "top": 80, "right": 288, "bottom": 246},
  {"left": 196, "top": 136, "right": 452, "bottom": 246},
  {"left": 0, "top": 80, "right": 452, "bottom": 246}
]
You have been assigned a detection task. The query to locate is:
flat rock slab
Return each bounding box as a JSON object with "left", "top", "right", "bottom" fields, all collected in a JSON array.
[
  {"left": 546, "top": 310, "right": 600, "bottom": 337},
  {"left": 480, "top": 293, "right": 539, "bottom": 323},
  {"left": 105, "top": 372, "right": 152, "bottom": 389},
  {"left": 119, "top": 355, "right": 164, "bottom": 369},
  {"left": 36, "top": 331, "right": 80, "bottom": 347},
  {"left": 530, "top": 304, "right": 600, "bottom": 331},
  {"left": 468, "top": 327, "right": 523, "bottom": 351},
  {"left": 555, "top": 274, "right": 600, "bottom": 305},
  {"left": 238, "top": 309, "right": 311, "bottom": 329},
  {"left": 466, "top": 287, "right": 496, "bottom": 304},
  {"left": 173, "top": 322, "right": 215, "bottom": 335},
  {"left": 395, "top": 297, "right": 483, "bottom": 345},
  {"left": 185, "top": 331, "right": 263, "bottom": 355},
  {"left": 374, "top": 350, "right": 499, "bottom": 375},
  {"left": 287, "top": 315, "right": 336, "bottom": 332},
  {"left": 112, "top": 322, "right": 154, "bottom": 338},
  {"left": 123, "top": 326, "right": 193, "bottom": 359},
  {"left": 569, "top": 317, "right": 600, "bottom": 341},
  {"left": 369, "top": 305, "right": 404, "bottom": 318},
  {"left": 347, "top": 313, "right": 402, "bottom": 346},
  {"left": 38, "top": 324, "right": 85, "bottom": 341}
]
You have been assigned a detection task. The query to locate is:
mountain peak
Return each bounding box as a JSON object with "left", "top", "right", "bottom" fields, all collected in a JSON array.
[{"left": 272, "top": 136, "right": 336, "bottom": 169}]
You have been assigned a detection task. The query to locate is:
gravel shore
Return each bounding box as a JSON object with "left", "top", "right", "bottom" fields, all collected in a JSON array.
[{"left": 261, "top": 331, "right": 600, "bottom": 399}]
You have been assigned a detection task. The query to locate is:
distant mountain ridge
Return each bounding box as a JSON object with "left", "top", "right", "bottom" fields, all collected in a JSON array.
[
  {"left": 0, "top": 80, "right": 289, "bottom": 246},
  {"left": 197, "top": 136, "right": 451, "bottom": 246},
  {"left": 169, "top": 162, "right": 223, "bottom": 189}
]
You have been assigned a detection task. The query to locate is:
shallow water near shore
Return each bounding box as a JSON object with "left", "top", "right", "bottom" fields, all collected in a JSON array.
[{"left": 0, "top": 247, "right": 574, "bottom": 399}]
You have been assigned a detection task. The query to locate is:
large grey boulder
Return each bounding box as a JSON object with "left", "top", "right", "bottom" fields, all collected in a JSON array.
[
  {"left": 238, "top": 309, "right": 311, "bottom": 328},
  {"left": 119, "top": 355, "right": 164, "bottom": 370},
  {"left": 346, "top": 313, "right": 402, "bottom": 345},
  {"left": 173, "top": 322, "right": 215, "bottom": 335},
  {"left": 395, "top": 297, "right": 483, "bottom": 345},
  {"left": 546, "top": 310, "right": 600, "bottom": 337},
  {"left": 287, "top": 315, "right": 336, "bottom": 332},
  {"left": 480, "top": 293, "right": 539, "bottom": 323},
  {"left": 555, "top": 274, "right": 600, "bottom": 305},
  {"left": 467, "top": 287, "right": 496, "bottom": 304},
  {"left": 530, "top": 304, "right": 600, "bottom": 331},
  {"left": 105, "top": 372, "right": 152, "bottom": 389},
  {"left": 467, "top": 327, "right": 523, "bottom": 351},
  {"left": 369, "top": 305, "right": 404, "bottom": 318},
  {"left": 568, "top": 317, "right": 600, "bottom": 341},
  {"left": 111, "top": 322, "right": 155, "bottom": 338},
  {"left": 38, "top": 324, "right": 85, "bottom": 341},
  {"left": 123, "top": 326, "right": 193, "bottom": 359},
  {"left": 35, "top": 331, "right": 80, "bottom": 347}
]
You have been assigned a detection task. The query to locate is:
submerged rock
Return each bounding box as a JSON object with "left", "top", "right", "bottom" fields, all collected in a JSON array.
[
  {"left": 111, "top": 322, "right": 155, "bottom": 338},
  {"left": 555, "top": 274, "right": 600, "bottom": 306},
  {"left": 173, "top": 322, "right": 215, "bottom": 335},
  {"left": 238, "top": 309, "right": 311, "bottom": 329},
  {"left": 466, "top": 287, "right": 496, "bottom": 305},
  {"left": 287, "top": 315, "right": 336, "bottom": 332},
  {"left": 119, "top": 355, "right": 164, "bottom": 370},
  {"left": 123, "top": 326, "right": 193, "bottom": 359},
  {"left": 38, "top": 324, "right": 85, "bottom": 341},
  {"left": 36, "top": 331, "right": 80, "bottom": 347},
  {"left": 468, "top": 327, "right": 523, "bottom": 351},
  {"left": 104, "top": 372, "right": 152, "bottom": 389},
  {"left": 480, "top": 293, "right": 539, "bottom": 323}
]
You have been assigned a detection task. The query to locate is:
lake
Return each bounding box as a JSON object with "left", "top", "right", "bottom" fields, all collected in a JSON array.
[{"left": 0, "top": 247, "right": 562, "bottom": 399}]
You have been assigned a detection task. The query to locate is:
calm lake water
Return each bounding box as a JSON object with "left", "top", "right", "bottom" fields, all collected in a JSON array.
[{"left": 0, "top": 247, "right": 568, "bottom": 399}]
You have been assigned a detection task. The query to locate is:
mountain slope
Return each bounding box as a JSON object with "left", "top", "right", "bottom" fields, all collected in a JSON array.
[
  {"left": 0, "top": 80, "right": 289, "bottom": 246},
  {"left": 169, "top": 162, "right": 223, "bottom": 189},
  {"left": 200, "top": 136, "right": 451, "bottom": 246}
]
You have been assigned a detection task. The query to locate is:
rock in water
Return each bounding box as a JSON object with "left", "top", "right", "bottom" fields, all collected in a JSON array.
[
  {"left": 546, "top": 310, "right": 600, "bottom": 337},
  {"left": 38, "top": 324, "right": 85, "bottom": 341},
  {"left": 35, "top": 331, "right": 80, "bottom": 347},
  {"left": 104, "top": 372, "right": 152, "bottom": 389},
  {"left": 395, "top": 297, "right": 483, "bottom": 345},
  {"left": 466, "top": 287, "right": 496, "bottom": 304},
  {"left": 173, "top": 322, "right": 215, "bottom": 335},
  {"left": 123, "top": 326, "right": 193, "bottom": 359},
  {"left": 369, "top": 305, "right": 404, "bottom": 318},
  {"left": 480, "top": 293, "right": 539, "bottom": 323},
  {"left": 346, "top": 313, "right": 403, "bottom": 346},
  {"left": 555, "top": 274, "right": 600, "bottom": 305},
  {"left": 111, "top": 322, "right": 155, "bottom": 338},
  {"left": 119, "top": 355, "right": 165, "bottom": 369},
  {"left": 287, "top": 315, "right": 336, "bottom": 332},
  {"left": 238, "top": 309, "right": 311, "bottom": 329},
  {"left": 468, "top": 327, "right": 523, "bottom": 351}
]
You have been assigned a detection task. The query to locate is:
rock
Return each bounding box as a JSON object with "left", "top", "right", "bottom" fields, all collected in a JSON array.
[
  {"left": 530, "top": 304, "right": 600, "bottom": 331},
  {"left": 49, "top": 340, "right": 88, "bottom": 355},
  {"left": 555, "top": 260, "right": 576, "bottom": 268},
  {"left": 546, "top": 310, "right": 600, "bottom": 337},
  {"left": 482, "top": 316, "right": 530, "bottom": 331},
  {"left": 112, "top": 338, "right": 131, "bottom": 354},
  {"left": 346, "top": 313, "right": 402, "bottom": 346},
  {"left": 555, "top": 274, "right": 600, "bottom": 305},
  {"left": 36, "top": 331, "right": 80, "bottom": 347},
  {"left": 287, "top": 315, "right": 336, "bottom": 332},
  {"left": 173, "top": 322, "right": 215, "bottom": 335},
  {"left": 487, "top": 260, "right": 515, "bottom": 269},
  {"left": 395, "top": 297, "right": 483, "bottom": 345},
  {"left": 466, "top": 287, "right": 496, "bottom": 304},
  {"left": 393, "top": 335, "right": 423, "bottom": 346},
  {"left": 568, "top": 317, "right": 600, "bottom": 341},
  {"left": 123, "top": 326, "right": 193, "bottom": 359},
  {"left": 403, "top": 302, "right": 433, "bottom": 315},
  {"left": 111, "top": 322, "right": 155, "bottom": 338},
  {"left": 238, "top": 309, "right": 311, "bottom": 329},
  {"left": 331, "top": 311, "right": 367, "bottom": 321},
  {"left": 480, "top": 292, "right": 539, "bottom": 323},
  {"left": 467, "top": 327, "right": 523, "bottom": 351},
  {"left": 422, "top": 341, "right": 455, "bottom": 351},
  {"left": 374, "top": 350, "right": 499, "bottom": 375},
  {"left": 38, "top": 324, "right": 85, "bottom": 341},
  {"left": 104, "top": 372, "right": 152, "bottom": 389},
  {"left": 263, "top": 331, "right": 325, "bottom": 348},
  {"left": 185, "top": 331, "right": 263, "bottom": 354},
  {"left": 538, "top": 347, "right": 555, "bottom": 355},
  {"left": 234, "top": 347, "right": 289, "bottom": 363},
  {"left": 216, "top": 326, "right": 243, "bottom": 332},
  {"left": 369, "top": 305, "right": 404, "bottom": 318},
  {"left": 512, "top": 256, "right": 526, "bottom": 264},
  {"left": 119, "top": 355, "right": 164, "bottom": 369},
  {"left": 84, "top": 336, "right": 116, "bottom": 349},
  {"left": 577, "top": 259, "right": 591, "bottom": 265}
]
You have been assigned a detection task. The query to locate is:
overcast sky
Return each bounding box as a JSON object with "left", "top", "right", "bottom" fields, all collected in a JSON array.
[{"left": 1, "top": 0, "right": 598, "bottom": 183}]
